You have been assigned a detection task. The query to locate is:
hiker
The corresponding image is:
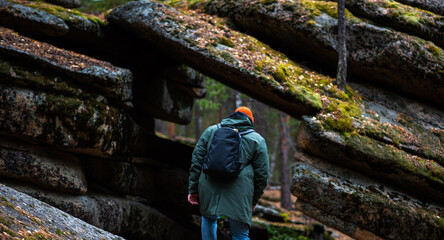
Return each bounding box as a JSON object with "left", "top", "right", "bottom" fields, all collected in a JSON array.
[{"left": 188, "top": 106, "right": 270, "bottom": 240}]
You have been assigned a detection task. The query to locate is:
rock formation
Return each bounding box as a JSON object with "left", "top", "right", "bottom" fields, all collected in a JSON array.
[{"left": 0, "top": 0, "right": 442, "bottom": 239}]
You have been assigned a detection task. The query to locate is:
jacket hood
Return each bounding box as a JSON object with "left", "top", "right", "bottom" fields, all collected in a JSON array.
[{"left": 220, "top": 112, "right": 253, "bottom": 131}]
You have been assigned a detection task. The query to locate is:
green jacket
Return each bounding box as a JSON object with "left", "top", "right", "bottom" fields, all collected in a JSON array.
[{"left": 188, "top": 112, "right": 269, "bottom": 225}]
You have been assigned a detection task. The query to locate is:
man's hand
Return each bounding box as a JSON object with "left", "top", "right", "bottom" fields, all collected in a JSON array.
[{"left": 188, "top": 194, "right": 199, "bottom": 205}]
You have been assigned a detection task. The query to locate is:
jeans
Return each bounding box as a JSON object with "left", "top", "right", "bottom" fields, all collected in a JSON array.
[{"left": 201, "top": 215, "right": 249, "bottom": 240}]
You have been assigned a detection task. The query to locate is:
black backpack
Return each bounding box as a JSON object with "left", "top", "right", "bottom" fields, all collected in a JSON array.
[{"left": 203, "top": 124, "right": 254, "bottom": 179}]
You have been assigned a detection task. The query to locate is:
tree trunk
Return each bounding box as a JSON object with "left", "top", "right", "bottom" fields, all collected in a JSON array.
[
  {"left": 235, "top": 91, "right": 242, "bottom": 108},
  {"left": 168, "top": 122, "right": 175, "bottom": 141},
  {"left": 268, "top": 131, "right": 280, "bottom": 184},
  {"left": 279, "top": 112, "right": 292, "bottom": 210},
  {"left": 336, "top": 0, "right": 347, "bottom": 90},
  {"left": 195, "top": 104, "right": 201, "bottom": 141}
]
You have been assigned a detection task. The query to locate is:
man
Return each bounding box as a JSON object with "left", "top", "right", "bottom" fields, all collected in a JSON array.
[{"left": 188, "top": 106, "right": 269, "bottom": 240}]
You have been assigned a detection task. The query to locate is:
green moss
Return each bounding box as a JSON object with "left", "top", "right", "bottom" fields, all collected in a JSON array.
[
  {"left": 262, "top": 0, "right": 278, "bottom": 4},
  {"left": 17, "top": 0, "right": 106, "bottom": 27},
  {"left": 220, "top": 51, "right": 235, "bottom": 63},
  {"left": 1, "top": 197, "right": 14, "bottom": 209},
  {"left": 0, "top": 216, "right": 10, "bottom": 226},
  {"left": 312, "top": 1, "right": 338, "bottom": 18},
  {"left": 271, "top": 64, "right": 289, "bottom": 82},
  {"left": 254, "top": 61, "right": 263, "bottom": 72},
  {"left": 291, "top": 85, "right": 322, "bottom": 110},
  {"left": 345, "top": 134, "right": 444, "bottom": 185},
  {"left": 278, "top": 212, "right": 290, "bottom": 222},
  {"left": 219, "top": 36, "right": 235, "bottom": 48},
  {"left": 188, "top": 0, "right": 207, "bottom": 9},
  {"left": 322, "top": 98, "right": 362, "bottom": 133},
  {"left": 4, "top": 229, "right": 16, "bottom": 237},
  {"left": 55, "top": 229, "right": 64, "bottom": 237},
  {"left": 426, "top": 44, "right": 441, "bottom": 56}
]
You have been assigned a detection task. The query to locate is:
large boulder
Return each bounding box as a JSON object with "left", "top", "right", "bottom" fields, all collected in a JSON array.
[
  {"left": 296, "top": 115, "right": 444, "bottom": 203},
  {"left": 0, "top": 85, "right": 136, "bottom": 158},
  {"left": 0, "top": 184, "right": 124, "bottom": 240},
  {"left": 4, "top": 182, "right": 199, "bottom": 240},
  {"left": 291, "top": 154, "right": 443, "bottom": 240}
]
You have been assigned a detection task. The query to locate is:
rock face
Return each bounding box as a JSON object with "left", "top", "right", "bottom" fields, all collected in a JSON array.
[
  {"left": 195, "top": 0, "right": 444, "bottom": 108},
  {"left": 107, "top": 0, "right": 327, "bottom": 118},
  {"left": 0, "top": 184, "right": 124, "bottom": 240},
  {"left": 291, "top": 155, "right": 443, "bottom": 240},
  {"left": 0, "top": 146, "right": 86, "bottom": 194},
  {"left": 3, "top": 182, "right": 198, "bottom": 240},
  {"left": 0, "top": 0, "right": 442, "bottom": 240}
]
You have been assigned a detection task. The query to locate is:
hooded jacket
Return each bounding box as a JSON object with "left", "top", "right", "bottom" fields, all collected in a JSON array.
[{"left": 188, "top": 112, "right": 269, "bottom": 225}]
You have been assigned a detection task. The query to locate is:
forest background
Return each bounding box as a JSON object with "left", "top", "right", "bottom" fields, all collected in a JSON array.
[
  {"left": 77, "top": 0, "right": 311, "bottom": 213},
  {"left": 156, "top": 78, "right": 301, "bottom": 210}
]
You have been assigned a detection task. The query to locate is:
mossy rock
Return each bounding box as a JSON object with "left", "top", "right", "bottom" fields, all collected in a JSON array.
[
  {"left": 0, "top": 86, "right": 135, "bottom": 158},
  {"left": 339, "top": 0, "right": 444, "bottom": 49},
  {"left": 0, "top": 184, "right": 125, "bottom": 240},
  {"left": 0, "top": 26, "right": 133, "bottom": 110},
  {"left": 297, "top": 116, "right": 444, "bottom": 203},
  {"left": 107, "top": 0, "right": 372, "bottom": 119},
  {"left": 291, "top": 162, "right": 444, "bottom": 240},
  {"left": 181, "top": 0, "right": 444, "bottom": 108}
]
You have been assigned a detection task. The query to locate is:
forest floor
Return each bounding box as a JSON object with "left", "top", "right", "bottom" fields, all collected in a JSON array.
[{"left": 259, "top": 189, "right": 354, "bottom": 240}]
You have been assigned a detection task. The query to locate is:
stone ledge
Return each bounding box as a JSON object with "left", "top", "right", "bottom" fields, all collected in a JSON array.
[
  {"left": 297, "top": 116, "right": 444, "bottom": 203},
  {"left": 291, "top": 158, "right": 444, "bottom": 240},
  {"left": 0, "top": 26, "right": 133, "bottom": 109},
  {"left": 0, "top": 86, "right": 136, "bottom": 158},
  {"left": 3, "top": 182, "right": 199, "bottom": 240},
  {"left": 0, "top": 184, "right": 124, "bottom": 240}
]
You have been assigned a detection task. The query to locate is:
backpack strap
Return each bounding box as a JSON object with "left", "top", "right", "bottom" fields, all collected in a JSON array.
[
  {"left": 239, "top": 129, "right": 254, "bottom": 135},
  {"left": 239, "top": 128, "right": 255, "bottom": 171},
  {"left": 205, "top": 124, "right": 220, "bottom": 152}
]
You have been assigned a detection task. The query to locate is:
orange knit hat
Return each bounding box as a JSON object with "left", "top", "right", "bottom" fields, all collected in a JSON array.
[{"left": 235, "top": 106, "right": 254, "bottom": 123}]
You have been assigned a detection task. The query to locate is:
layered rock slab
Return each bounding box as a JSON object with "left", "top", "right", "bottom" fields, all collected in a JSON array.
[
  {"left": 0, "top": 184, "right": 124, "bottom": 240},
  {"left": 339, "top": 0, "right": 444, "bottom": 48},
  {"left": 0, "top": 0, "right": 103, "bottom": 40},
  {"left": 0, "top": 145, "right": 86, "bottom": 194},
  {"left": 107, "top": 0, "right": 339, "bottom": 118},
  {"left": 4, "top": 182, "right": 199, "bottom": 240},
  {"left": 396, "top": 0, "right": 444, "bottom": 16},
  {"left": 0, "top": 85, "right": 137, "bottom": 158},
  {"left": 297, "top": 115, "right": 444, "bottom": 203},
  {"left": 291, "top": 155, "right": 443, "bottom": 240},
  {"left": 195, "top": 0, "right": 444, "bottom": 107},
  {"left": 0, "top": 1, "right": 203, "bottom": 124},
  {"left": 0, "top": 0, "right": 69, "bottom": 37},
  {"left": 0, "top": 26, "right": 133, "bottom": 109}
]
